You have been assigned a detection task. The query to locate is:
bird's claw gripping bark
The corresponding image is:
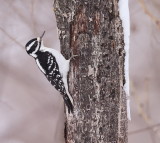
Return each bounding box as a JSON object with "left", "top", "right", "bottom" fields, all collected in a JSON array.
[{"left": 70, "top": 55, "right": 78, "bottom": 61}]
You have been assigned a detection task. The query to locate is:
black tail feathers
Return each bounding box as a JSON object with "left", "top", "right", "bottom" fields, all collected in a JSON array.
[{"left": 63, "top": 94, "right": 74, "bottom": 114}]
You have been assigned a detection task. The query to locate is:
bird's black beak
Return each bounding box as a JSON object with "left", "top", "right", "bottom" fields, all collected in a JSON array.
[{"left": 40, "top": 31, "right": 45, "bottom": 41}]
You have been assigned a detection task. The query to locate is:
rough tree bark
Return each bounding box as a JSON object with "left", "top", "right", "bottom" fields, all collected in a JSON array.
[{"left": 53, "top": 0, "right": 128, "bottom": 143}]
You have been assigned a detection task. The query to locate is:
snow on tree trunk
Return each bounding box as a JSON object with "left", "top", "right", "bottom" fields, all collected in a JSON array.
[{"left": 53, "top": 0, "right": 128, "bottom": 143}]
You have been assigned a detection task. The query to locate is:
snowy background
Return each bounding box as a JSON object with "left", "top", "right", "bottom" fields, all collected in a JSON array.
[{"left": 0, "top": 0, "right": 160, "bottom": 143}]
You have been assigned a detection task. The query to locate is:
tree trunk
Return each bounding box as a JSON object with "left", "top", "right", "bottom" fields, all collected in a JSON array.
[{"left": 53, "top": 0, "right": 128, "bottom": 143}]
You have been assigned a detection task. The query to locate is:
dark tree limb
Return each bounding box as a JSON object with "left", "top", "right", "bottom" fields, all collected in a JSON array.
[{"left": 53, "top": 0, "right": 128, "bottom": 142}]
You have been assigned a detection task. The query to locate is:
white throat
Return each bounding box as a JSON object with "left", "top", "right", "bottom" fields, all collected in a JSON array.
[{"left": 30, "top": 53, "right": 37, "bottom": 58}]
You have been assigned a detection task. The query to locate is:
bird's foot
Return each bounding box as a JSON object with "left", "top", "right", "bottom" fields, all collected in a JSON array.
[{"left": 69, "top": 55, "right": 78, "bottom": 61}]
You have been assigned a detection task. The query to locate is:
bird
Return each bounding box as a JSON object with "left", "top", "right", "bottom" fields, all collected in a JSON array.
[{"left": 25, "top": 31, "right": 75, "bottom": 114}]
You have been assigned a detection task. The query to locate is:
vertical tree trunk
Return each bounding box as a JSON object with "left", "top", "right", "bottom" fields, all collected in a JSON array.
[{"left": 53, "top": 0, "right": 128, "bottom": 143}]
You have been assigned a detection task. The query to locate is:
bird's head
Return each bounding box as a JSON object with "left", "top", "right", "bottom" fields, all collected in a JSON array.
[{"left": 25, "top": 31, "right": 45, "bottom": 58}]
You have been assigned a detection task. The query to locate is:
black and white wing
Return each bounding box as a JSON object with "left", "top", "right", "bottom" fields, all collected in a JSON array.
[{"left": 36, "top": 51, "right": 73, "bottom": 113}]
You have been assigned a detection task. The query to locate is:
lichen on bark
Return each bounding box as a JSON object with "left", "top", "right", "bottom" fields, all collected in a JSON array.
[{"left": 53, "top": 0, "right": 128, "bottom": 143}]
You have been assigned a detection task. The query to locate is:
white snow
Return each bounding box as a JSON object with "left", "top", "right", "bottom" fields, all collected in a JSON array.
[
  {"left": 118, "top": 0, "right": 131, "bottom": 120},
  {"left": 127, "top": 99, "right": 131, "bottom": 120}
]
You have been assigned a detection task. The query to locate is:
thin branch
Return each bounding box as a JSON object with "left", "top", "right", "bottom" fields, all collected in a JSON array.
[
  {"left": 150, "top": 129, "right": 157, "bottom": 143},
  {"left": 131, "top": 80, "right": 151, "bottom": 124},
  {"left": 0, "top": 26, "right": 24, "bottom": 48},
  {"left": 7, "top": 0, "right": 32, "bottom": 28},
  {"left": 131, "top": 79, "right": 160, "bottom": 140},
  {"left": 137, "top": 0, "right": 160, "bottom": 29},
  {"left": 129, "top": 123, "right": 160, "bottom": 135}
]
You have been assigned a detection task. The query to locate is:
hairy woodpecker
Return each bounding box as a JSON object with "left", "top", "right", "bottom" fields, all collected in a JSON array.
[{"left": 25, "top": 31, "right": 74, "bottom": 114}]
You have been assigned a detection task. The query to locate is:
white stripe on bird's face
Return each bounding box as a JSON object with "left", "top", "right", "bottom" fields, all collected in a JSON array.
[
  {"left": 30, "top": 53, "right": 37, "bottom": 58},
  {"left": 32, "top": 42, "right": 40, "bottom": 54}
]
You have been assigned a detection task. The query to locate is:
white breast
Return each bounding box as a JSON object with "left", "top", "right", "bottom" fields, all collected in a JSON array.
[{"left": 40, "top": 46, "right": 70, "bottom": 76}]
